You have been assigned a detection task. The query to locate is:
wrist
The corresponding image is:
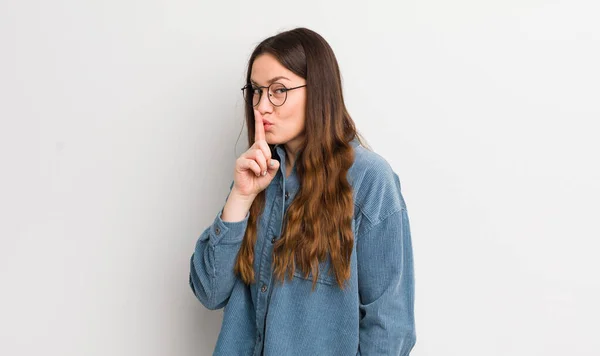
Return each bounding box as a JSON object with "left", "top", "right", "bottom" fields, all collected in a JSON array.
[{"left": 230, "top": 186, "right": 257, "bottom": 202}]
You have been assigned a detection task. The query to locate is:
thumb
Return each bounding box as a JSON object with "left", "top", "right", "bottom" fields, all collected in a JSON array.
[{"left": 267, "top": 159, "right": 280, "bottom": 174}]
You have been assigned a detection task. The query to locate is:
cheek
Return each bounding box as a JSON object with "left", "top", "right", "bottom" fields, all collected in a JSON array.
[
  {"left": 281, "top": 107, "right": 304, "bottom": 128},
  {"left": 283, "top": 98, "right": 305, "bottom": 122}
]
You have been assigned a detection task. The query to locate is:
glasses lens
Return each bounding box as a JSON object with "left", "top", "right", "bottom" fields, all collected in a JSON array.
[
  {"left": 243, "top": 86, "right": 260, "bottom": 106},
  {"left": 269, "top": 83, "right": 287, "bottom": 106}
]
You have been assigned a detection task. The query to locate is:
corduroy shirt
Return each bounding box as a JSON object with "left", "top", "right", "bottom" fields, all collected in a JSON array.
[{"left": 189, "top": 137, "right": 416, "bottom": 355}]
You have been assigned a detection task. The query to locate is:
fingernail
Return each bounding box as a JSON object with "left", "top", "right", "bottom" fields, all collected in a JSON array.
[
  {"left": 262, "top": 171, "right": 267, "bottom": 176},
  {"left": 270, "top": 160, "right": 275, "bottom": 167}
]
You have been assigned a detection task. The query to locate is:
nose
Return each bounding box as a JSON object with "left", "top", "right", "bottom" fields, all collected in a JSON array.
[{"left": 256, "top": 88, "right": 273, "bottom": 114}]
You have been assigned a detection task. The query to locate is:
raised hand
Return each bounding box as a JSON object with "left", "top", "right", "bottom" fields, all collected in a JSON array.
[{"left": 231, "top": 116, "right": 280, "bottom": 198}]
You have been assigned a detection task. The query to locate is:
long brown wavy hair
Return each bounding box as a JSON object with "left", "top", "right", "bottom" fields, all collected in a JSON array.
[{"left": 233, "top": 27, "right": 370, "bottom": 291}]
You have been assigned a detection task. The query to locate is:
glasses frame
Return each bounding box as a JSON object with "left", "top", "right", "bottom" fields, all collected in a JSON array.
[{"left": 241, "top": 82, "right": 307, "bottom": 107}]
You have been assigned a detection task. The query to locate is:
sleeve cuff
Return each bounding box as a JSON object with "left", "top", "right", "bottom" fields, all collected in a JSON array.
[{"left": 209, "top": 207, "right": 250, "bottom": 246}]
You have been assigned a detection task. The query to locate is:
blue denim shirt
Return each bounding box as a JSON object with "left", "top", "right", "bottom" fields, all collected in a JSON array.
[{"left": 189, "top": 137, "right": 416, "bottom": 355}]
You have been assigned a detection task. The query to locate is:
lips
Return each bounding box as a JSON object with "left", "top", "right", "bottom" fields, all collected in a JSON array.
[{"left": 263, "top": 119, "right": 273, "bottom": 125}]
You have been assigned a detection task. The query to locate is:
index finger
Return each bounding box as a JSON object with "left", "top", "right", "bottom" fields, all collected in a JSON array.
[{"left": 255, "top": 116, "right": 266, "bottom": 143}]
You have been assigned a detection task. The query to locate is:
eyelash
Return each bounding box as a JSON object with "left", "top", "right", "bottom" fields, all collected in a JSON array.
[{"left": 251, "top": 86, "right": 287, "bottom": 94}]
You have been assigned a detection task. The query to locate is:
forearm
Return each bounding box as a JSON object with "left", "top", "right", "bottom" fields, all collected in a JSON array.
[
  {"left": 357, "top": 209, "right": 416, "bottom": 355},
  {"left": 189, "top": 185, "right": 253, "bottom": 310},
  {"left": 221, "top": 187, "right": 256, "bottom": 222}
]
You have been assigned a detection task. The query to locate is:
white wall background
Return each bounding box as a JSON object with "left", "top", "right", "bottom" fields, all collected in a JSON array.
[{"left": 1, "top": 0, "right": 599, "bottom": 355}]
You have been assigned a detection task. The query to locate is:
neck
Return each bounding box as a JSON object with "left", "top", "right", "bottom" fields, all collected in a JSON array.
[
  {"left": 285, "top": 151, "right": 297, "bottom": 169},
  {"left": 283, "top": 136, "right": 303, "bottom": 168}
]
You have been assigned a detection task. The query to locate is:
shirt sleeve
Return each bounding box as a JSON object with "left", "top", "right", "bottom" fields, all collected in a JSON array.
[
  {"left": 356, "top": 208, "right": 416, "bottom": 355},
  {"left": 189, "top": 180, "right": 250, "bottom": 310}
]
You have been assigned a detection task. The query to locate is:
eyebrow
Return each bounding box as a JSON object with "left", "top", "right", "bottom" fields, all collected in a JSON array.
[{"left": 250, "top": 76, "right": 290, "bottom": 85}]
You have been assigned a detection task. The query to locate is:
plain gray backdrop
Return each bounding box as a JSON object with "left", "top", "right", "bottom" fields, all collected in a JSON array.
[{"left": 1, "top": 0, "right": 599, "bottom": 355}]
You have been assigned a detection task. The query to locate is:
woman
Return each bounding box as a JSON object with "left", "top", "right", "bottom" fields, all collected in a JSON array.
[{"left": 189, "top": 27, "right": 416, "bottom": 355}]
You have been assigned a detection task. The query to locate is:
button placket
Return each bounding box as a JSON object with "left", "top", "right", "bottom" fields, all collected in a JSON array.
[{"left": 254, "top": 161, "right": 283, "bottom": 354}]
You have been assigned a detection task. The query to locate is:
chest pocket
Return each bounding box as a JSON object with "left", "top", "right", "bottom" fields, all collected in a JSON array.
[
  {"left": 290, "top": 219, "right": 357, "bottom": 287},
  {"left": 292, "top": 255, "right": 338, "bottom": 286}
]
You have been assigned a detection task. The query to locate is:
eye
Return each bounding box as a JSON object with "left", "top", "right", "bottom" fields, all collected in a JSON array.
[{"left": 273, "top": 88, "right": 288, "bottom": 94}]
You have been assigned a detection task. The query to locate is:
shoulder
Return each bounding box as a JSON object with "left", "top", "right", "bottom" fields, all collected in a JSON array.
[{"left": 349, "top": 144, "right": 407, "bottom": 227}]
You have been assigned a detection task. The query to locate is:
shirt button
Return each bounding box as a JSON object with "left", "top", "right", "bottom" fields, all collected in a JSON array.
[
  {"left": 285, "top": 192, "right": 290, "bottom": 200},
  {"left": 261, "top": 284, "right": 267, "bottom": 293},
  {"left": 271, "top": 236, "right": 276, "bottom": 243},
  {"left": 214, "top": 227, "right": 221, "bottom": 235}
]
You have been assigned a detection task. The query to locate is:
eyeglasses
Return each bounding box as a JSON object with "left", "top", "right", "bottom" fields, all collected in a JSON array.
[{"left": 241, "top": 82, "right": 307, "bottom": 107}]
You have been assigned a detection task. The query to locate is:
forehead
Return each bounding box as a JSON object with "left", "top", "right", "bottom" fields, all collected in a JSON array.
[{"left": 250, "top": 54, "right": 302, "bottom": 84}]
